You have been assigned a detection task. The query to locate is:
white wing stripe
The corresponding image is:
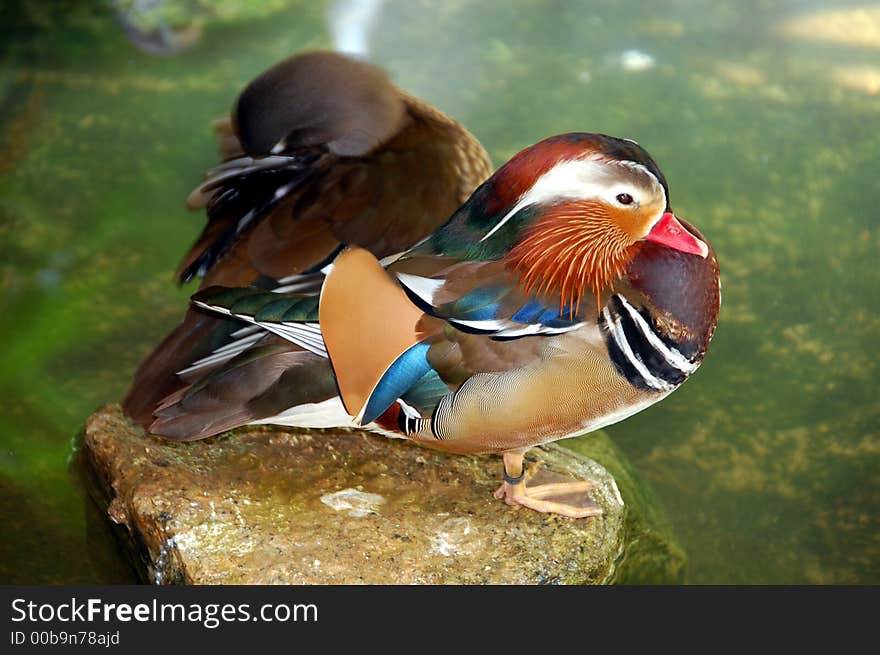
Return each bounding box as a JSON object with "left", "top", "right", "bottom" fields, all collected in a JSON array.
[
  {"left": 210, "top": 331, "right": 263, "bottom": 356},
  {"left": 177, "top": 332, "right": 264, "bottom": 376},
  {"left": 230, "top": 325, "right": 260, "bottom": 339},
  {"left": 448, "top": 317, "right": 585, "bottom": 338},
  {"left": 396, "top": 273, "right": 445, "bottom": 305}
]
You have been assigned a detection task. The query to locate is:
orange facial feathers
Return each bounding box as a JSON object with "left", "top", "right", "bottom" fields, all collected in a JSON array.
[{"left": 505, "top": 200, "right": 645, "bottom": 315}]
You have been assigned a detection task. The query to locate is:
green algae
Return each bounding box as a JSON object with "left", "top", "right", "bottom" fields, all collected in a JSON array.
[{"left": 564, "top": 432, "right": 687, "bottom": 584}]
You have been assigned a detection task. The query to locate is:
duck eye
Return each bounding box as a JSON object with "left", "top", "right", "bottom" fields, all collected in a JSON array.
[{"left": 616, "top": 193, "right": 634, "bottom": 205}]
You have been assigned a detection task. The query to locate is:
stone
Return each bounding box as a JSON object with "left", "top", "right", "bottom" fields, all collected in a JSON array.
[{"left": 80, "top": 405, "right": 684, "bottom": 584}]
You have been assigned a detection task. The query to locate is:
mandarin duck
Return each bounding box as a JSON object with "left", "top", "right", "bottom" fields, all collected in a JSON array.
[
  {"left": 148, "top": 132, "right": 720, "bottom": 519},
  {"left": 122, "top": 50, "right": 492, "bottom": 425}
]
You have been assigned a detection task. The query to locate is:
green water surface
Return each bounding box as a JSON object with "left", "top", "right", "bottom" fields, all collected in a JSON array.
[{"left": 0, "top": 0, "right": 877, "bottom": 583}]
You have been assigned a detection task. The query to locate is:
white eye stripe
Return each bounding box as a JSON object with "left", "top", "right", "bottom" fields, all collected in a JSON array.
[{"left": 480, "top": 155, "right": 665, "bottom": 242}]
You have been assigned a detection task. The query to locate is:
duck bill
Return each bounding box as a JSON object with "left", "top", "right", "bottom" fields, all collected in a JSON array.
[{"left": 644, "top": 212, "right": 708, "bottom": 258}]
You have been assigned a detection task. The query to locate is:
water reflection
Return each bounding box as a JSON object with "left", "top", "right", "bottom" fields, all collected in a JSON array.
[{"left": 327, "top": 0, "right": 384, "bottom": 57}]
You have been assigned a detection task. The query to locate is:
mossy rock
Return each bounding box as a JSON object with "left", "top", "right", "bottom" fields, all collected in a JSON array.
[{"left": 80, "top": 404, "right": 684, "bottom": 584}]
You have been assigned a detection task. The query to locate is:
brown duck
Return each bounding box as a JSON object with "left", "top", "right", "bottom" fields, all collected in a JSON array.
[{"left": 122, "top": 50, "right": 492, "bottom": 425}]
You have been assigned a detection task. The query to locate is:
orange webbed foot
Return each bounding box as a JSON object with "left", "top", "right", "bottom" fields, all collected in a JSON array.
[{"left": 493, "top": 451, "right": 602, "bottom": 519}]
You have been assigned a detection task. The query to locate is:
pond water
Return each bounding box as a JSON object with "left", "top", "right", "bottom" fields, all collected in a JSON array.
[{"left": 1, "top": 0, "right": 877, "bottom": 583}]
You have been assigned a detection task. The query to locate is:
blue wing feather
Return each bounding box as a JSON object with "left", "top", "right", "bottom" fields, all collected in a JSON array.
[
  {"left": 361, "top": 343, "right": 433, "bottom": 424},
  {"left": 396, "top": 273, "right": 585, "bottom": 337},
  {"left": 442, "top": 285, "right": 510, "bottom": 321},
  {"left": 401, "top": 369, "right": 449, "bottom": 415},
  {"left": 510, "top": 299, "right": 546, "bottom": 323}
]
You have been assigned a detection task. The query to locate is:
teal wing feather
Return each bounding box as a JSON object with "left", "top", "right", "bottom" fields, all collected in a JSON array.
[
  {"left": 191, "top": 285, "right": 325, "bottom": 356},
  {"left": 394, "top": 262, "right": 587, "bottom": 338},
  {"left": 192, "top": 286, "right": 320, "bottom": 322}
]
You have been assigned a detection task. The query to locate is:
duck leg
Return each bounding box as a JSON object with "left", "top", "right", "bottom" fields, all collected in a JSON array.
[{"left": 493, "top": 451, "right": 602, "bottom": 519}]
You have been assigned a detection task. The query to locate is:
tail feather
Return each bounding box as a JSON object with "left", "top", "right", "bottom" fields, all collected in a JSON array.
[
  {"left": 122, "top": 308, "right": 240, "bottom": 427},
  {"left": 150, "top": 341, "right": 339, "bottom": 440}
]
